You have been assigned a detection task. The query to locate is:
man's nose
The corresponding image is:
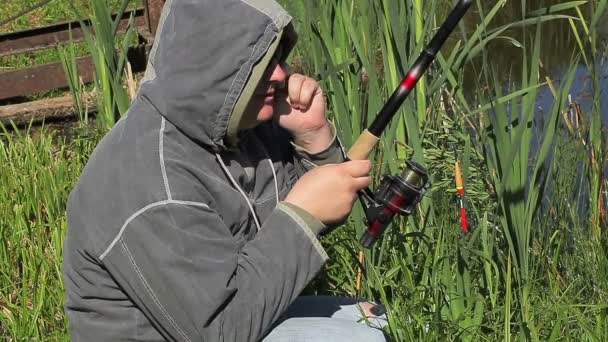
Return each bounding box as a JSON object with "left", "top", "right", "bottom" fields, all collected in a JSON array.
[{"left": 270, "top": 62, "right": 288, "bottom": 83}]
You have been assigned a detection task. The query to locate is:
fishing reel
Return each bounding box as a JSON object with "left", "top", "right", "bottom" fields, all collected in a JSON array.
[{"left": 358, "top": 160, "right": 429, "bottom": 248}]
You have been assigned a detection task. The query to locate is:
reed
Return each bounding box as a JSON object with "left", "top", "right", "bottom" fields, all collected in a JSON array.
[
  {"left": 0, "top": 0, "right": 607, "bottom": 339},
  {"left": 285, "top": 0, "right": 608, "bottom": 339},
  {"left": 0, "top": 122, "right": 102, "bottom": 339},
  {"left": 65, "top": 0, "right": 136, "bottom": 129}
]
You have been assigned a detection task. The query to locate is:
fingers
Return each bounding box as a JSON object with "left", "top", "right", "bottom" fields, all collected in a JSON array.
[
  {"left": 287, "top": 74, "right": 304, "bottom": 108},
  {"left": 334, "top": 160, "right": 372, "bottom": 191},
  {"left": 358, "top": 302, "right": 376, "bottom": 317},
  {"left": 298, "top": 79, "right": 322, "bottom": 111},
  {"left": 352, "top": 176, "right": 373, "bottom": 190},
  {"left": 287, "top": 74, "right": 321, "bottom": 111},
  {"left": 358, "top": 302, "right": 385, "bottom": 317},
  {"left": 339, "top": 160, "right": 372, "bottom": 178}
]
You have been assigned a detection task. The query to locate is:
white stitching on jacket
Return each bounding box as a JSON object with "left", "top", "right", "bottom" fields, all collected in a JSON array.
[
  {"left": 160, "top": 117, "right": 172, "bottom": 200},
  {"left": 99, "top": 200, "right": 210, "bottom": 260},
  {"left": 120, "top": 238, "right": 192, "bottom": 342}
]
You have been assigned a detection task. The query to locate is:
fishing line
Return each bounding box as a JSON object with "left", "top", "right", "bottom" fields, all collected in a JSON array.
[{"left": 0, "top": 0, "right": 53, "bottom": 29}]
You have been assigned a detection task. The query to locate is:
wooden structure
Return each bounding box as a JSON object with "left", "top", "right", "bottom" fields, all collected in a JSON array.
[{"left": 0, "top": 0, "right": 165, "bottom": 123}]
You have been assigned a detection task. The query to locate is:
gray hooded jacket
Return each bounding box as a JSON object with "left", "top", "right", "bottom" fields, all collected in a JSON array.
[{"left": 62, "top": 1, "right": 344, "bottom": 341}]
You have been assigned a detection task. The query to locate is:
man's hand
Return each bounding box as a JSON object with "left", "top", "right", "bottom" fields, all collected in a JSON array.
[
  {"left": 284, "top": 160, "right": 372, "bottom": 225},
  {"left": 275, "top": 74, "right": 333, "bottom": 153}
]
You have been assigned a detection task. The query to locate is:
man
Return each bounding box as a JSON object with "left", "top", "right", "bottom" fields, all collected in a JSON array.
[{"left": 62, "top": 0, "right": 386, "bottom": 341}]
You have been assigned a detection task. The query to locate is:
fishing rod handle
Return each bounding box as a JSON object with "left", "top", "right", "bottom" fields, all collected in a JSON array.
[{"left": 346, "top": 129, "right": 379, "bottom": 160}]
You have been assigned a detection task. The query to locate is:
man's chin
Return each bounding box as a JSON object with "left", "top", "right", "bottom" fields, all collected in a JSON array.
[
  {"left": 238, "top": 110, "right": 274, "bottom": 131},
  {"left": 257, "top": 106, "right": 275, "bottom": 122}
]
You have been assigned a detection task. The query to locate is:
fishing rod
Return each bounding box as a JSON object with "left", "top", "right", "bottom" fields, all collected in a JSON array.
[
  {"left": 348, "top": 0, "right": 473, "bottom": 249},
  {"left": 348, "top": 0, "right": 473, "bottom": 161},
  {"left": 352, "top": 0, "right": 473, "bottom": 295}
]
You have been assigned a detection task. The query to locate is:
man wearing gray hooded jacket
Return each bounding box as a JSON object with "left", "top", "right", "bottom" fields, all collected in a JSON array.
[{"left": 62, "top": 0, "right": 387, "bottom": 341}]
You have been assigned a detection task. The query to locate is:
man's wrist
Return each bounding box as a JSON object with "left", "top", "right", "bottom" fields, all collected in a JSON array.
[{"left": 291, "top": 121, "right": 334, "bottom": 154}]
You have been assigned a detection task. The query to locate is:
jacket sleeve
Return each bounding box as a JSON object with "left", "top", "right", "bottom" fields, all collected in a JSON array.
[
  {"left": 290, "top": 122, "right": 350, "bottom": 233},
  {"left": 100, "top": 201, "right": 328, "bottom": 342},
  {"left": 291, "top": 121, "right": 346, "bottom": 175}
]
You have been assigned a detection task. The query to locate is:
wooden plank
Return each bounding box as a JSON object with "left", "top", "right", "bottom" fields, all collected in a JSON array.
[
  {"left": 0, "top": 95, "right": 95, "bottom": 126},
  {"left": 0, "top": 57, "right": 95, "bottom": 101},
  {"left": 0, "top": 8, "right": 146, "bottom": 57},
  {"left": 0, "top": 44, "right": 149, "bottom": 101}
]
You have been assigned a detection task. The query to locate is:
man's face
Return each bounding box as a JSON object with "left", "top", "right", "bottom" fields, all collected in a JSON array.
[{"left": 239, "top": 52, "right": 289, "bottom": 130}]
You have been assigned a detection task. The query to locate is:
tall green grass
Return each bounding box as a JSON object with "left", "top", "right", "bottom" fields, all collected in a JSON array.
[
  {"left": 0, "top": 1, "right": 133, "bottom": 338},
  {"left": 576, "top": 0, "right": 606, "bottom": 241},
  {"left": 0, "top": 122, "right": 102, "bottom": 340},
  {"left": 64, "top": 0, "right": 136, "bottom": 129},
  {"left": 285, "top": 0, "right": 608, "bottom": 340},
  {"left": 1, "top": 0, "right": 607, "bottom": 340},
  {"left": 58, "top": 29, "right": 90, "bottom": 123}
]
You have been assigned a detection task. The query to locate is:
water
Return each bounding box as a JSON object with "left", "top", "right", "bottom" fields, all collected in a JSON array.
[
  {"left": 458, "top": 0, "right": 608, "bottom": 124},
  {"left": 455, "top": 0, "right": 608, "bottom": 220}
]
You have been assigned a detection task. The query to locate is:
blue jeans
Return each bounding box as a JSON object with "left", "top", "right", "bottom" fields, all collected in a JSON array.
[{"left": 262, "top": 296, "right": 388, "bottom": 342}]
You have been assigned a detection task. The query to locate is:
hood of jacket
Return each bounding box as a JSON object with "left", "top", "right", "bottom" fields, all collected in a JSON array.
[{"left": 138, "top": 0, "right": 297, "bottom": 150}]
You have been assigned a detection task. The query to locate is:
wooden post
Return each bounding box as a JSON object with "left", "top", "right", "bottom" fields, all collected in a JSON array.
[{"left": 144, "top": 0, "right": 165, "bottom": 36}]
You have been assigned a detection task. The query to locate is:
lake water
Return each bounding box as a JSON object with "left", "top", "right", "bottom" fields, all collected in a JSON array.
[
  {"left": 453, "top": 0, "right": 607, "bottom": 215},
  {"left": 458, "top": 0, "right": 608, "bottom": 125}
]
